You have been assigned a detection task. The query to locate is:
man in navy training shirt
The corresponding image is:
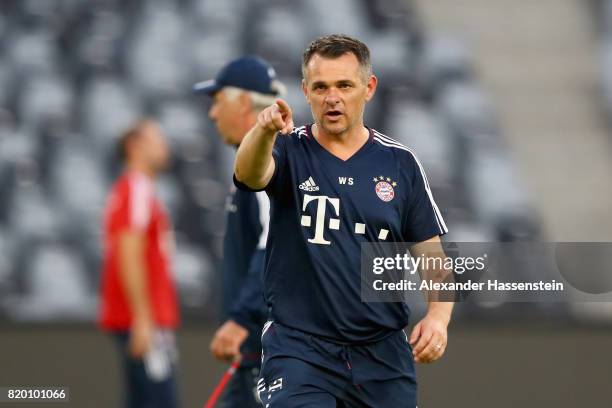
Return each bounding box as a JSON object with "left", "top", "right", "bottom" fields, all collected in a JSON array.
[
  {"left": 234, "top": 34, "right": 454, "bottom": 407},
  {"left": 194, "top": 56, "right": 285, "bottom": 408}
]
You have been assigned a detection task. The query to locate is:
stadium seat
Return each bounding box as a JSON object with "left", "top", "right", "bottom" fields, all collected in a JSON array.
[
  {"left": 464, "top": 149, "right": 540, "bottom": 240},
  {"left": 172, "top": 242, "right": 215, "bottom": 308},
  {"left": 7, "top": 242, "right": 94, "bottom": 321},
  {"left": 365, "top": 29, "right": 414, "bottom": 82},
  {"left": 253, "top": 6, "right": 309, "bottom": 72},
  {"left": 8, "top": 184, "right": 65, "bottom": 243},
  {"left": 17, "top": 73, "right": 74, "bottom": 128},
  {"left": 305, "top": 0, "right": 368, "bottom": 37},
  {"left": 190, "top": 0, "right": 247, "bottom": 32},
  {"left": 81, "top": 75, "right": 143, "bottom": 151},
  {"left": 156, "top": 99, "right": 207, "bottom": 162},
  {"left": 73, "top": 9, "right": 126, "bottom": 73},
  {"left": 388, "top": 99, "right": 453, "bottom": 187},
  {"left": 418, "top": 34, "right": 473, "bottom": 98},
  {"left": 7, "top": 28, "right": 58, "bottom": 75},
  {"left": 157, "top": 175, "right": 182, "bottom": 220},
  {"left": 50, "top": 139, "right": 108, "bottom": 221},
  {"left": 190, "top": 30, "right": 241, "bottom": 81},
  {"left": 436, "top": 81, "right": 498, "bottom": 138},
  {"left": 126, "top": 2, "right": 191, "bottom": 98}
]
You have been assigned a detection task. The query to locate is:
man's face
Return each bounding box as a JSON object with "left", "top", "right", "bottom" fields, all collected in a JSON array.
[
  {"left": 208, "top": 89, "right": 247, "bottom": 146},
  {"left": 139, "top": 121, "right": 170, "bottom": 171},
  {"left": 302, "top": 52, "right": 377, "bottom": 136}
]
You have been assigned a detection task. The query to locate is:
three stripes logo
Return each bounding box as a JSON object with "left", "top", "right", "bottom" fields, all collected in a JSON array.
[{"left": 299, "top": 176, "right": 319, "bottom": 192}]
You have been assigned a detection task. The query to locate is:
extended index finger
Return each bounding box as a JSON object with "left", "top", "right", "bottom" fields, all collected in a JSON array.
[{"left": 275, "top": 98, "right": 291, "bottom": 114}]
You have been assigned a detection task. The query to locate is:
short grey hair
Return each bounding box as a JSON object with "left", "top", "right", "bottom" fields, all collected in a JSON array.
[{"left": 223, "top": 80, "right": 286, "bottom": 112}]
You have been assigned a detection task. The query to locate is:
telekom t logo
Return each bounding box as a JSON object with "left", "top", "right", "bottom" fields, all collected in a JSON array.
[
  {"left": 300, "top": 194, "right": 340, "bottom": 245},
  {"left": 300, "top": 193, "right": 390, "bottom": 244}
]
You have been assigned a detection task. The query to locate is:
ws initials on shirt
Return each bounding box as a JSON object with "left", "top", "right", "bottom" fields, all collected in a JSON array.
[{"left": 338, "top": 177, "right": 354, "bottom": 185}]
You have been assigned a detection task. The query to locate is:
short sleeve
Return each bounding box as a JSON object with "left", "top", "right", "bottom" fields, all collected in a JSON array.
[
  {"left": 233, "top": 132, "right": 288, "bottom": 196},
  {"left": 111, "top": 174, "right": 154, "bottom": 233},
  {"left": 402, "top": 153, "right": 448, "bottom": 242}
]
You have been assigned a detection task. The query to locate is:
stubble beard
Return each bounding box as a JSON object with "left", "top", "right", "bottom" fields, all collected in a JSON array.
[{"left": 318, "top": 116, "right": 351, "bottom": 137}]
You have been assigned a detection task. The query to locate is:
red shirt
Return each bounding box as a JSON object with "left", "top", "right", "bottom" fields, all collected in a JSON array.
[{"left": 99, "top": 171, "right": 179, "bottom": 331}]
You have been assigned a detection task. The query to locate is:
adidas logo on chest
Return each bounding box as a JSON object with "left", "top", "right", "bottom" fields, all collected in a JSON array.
[{"left": 299, "top": 176, "right": 319, "bottom": 192}]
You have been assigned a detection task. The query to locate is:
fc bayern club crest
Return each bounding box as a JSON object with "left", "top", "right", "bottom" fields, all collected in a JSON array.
[{"left": 373, "top": 176, "right": 398, "bottom": 202}]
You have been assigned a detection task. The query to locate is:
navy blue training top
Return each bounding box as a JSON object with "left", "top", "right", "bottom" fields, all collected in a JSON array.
[{"left": 234, "top": 124, "right": 447, "bottom": 344}]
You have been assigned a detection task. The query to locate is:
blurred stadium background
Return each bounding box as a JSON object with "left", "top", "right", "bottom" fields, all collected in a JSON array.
[{"left": 0, "top": 0, "right": 610, "bottom": 407}]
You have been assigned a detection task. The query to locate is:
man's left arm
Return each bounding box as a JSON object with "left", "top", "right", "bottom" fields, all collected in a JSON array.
[
  {"left": 210, "top": 250, "right": 266, "bottom": 361},
  {"left": 227, "top": 249, "right": 267, "bottom": 329},
  {"left": 408, "top": 235, "right": 454, "bottom": 363}
]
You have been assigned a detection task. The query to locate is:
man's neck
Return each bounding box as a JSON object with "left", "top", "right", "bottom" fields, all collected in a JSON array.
[
  {"left": 313, "top": 122, "right": 368, "bottom": 147},
  {"left": 126, "top": 162, "right": 155, "bottom": 178},
  {"left": 312, "top": 122, "right": 369, "bottom": 161}
]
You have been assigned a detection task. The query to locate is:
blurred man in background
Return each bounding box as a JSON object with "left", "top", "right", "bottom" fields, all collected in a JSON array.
[
  {"left": 194, "top": 56, "right": 284, "bottom": 407},
  {"left": 99, "top": 119, "right": 181, "bottom": 408}
]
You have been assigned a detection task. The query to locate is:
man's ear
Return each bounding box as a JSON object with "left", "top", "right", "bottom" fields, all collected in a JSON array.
[
  {"left": 365, "top": 74, "right": 378, "bottom": 102},
  {"left": 238, "top": 91, "right": 252, "bottom": 113},
  {"left": 302, "top": 79, "right": 310, "bottom": 104}
]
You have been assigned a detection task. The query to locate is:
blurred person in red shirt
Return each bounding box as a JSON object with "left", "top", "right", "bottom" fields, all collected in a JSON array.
[{"left": 99, "top": 119, "right": 181, "bottom": 408}]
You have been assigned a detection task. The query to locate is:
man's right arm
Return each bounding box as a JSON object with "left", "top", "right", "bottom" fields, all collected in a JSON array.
[
  {"left": 117, "top": 231, "right": 153, "bottom": 358},
  {"left": 234, "top": 99, "right": 293, "bottom": 190}
]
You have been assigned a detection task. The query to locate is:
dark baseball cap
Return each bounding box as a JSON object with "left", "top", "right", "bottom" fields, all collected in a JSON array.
[{"left": 193, "top": 55, "right": 281, "bottom": 96}]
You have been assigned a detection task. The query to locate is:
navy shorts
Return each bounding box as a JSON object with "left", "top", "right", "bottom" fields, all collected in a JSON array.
[
  {"left": 113, "top": 331, "right": 180, "bottom": 408},
  {"left": 257, "top": 322, "right": 417, "bottom": 408}
]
